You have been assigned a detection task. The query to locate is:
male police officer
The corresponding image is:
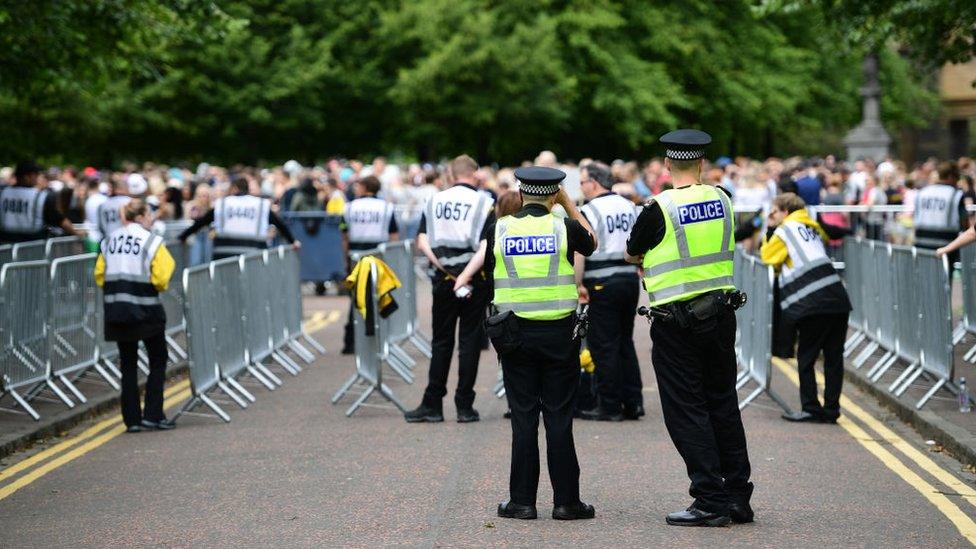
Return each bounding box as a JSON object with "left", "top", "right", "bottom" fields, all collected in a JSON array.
[
  {"left": 179, "top": 175, "right": 299, "bottom": 260},
  {"left": 405, "top": 155, "right": 493, "bottom": 423},
  {"left": 0, "top": 160, "right": 77, "bottom": 243},
  {"left": 340, "top": 175, "right": 398, "bottom": 354},
  {"left": 455, "top": 166, "right": 597, "bottom": 520},
  {"left": 576, "top": 161, "right": 644, "bottom": 421},
  {"left": 762, "top": 193, "right": 851, "bottom": 424},
  {"left": 914, "top": 162, "right": 968, "bottom": 264},
  {"left": 626, "top": 130, "right": 753, "bottom": 527}
]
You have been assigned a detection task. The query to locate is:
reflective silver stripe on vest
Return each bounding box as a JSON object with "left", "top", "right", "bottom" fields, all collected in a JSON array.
[
  {"left": 642, "top": 250, "right": 734, "bottom": 278},
  {"left": 103, "top": 273, "right": 152, "bottom": 283},
  {"left": 646, "top": 276, "right": 734, "bottom": 303},
  {"left": 439, "top": 252, "right": 475, "bottom": 266},
  {"left": 777, "top": 226, "right": 810, "bottom": 264},
  {"left": 780, "top": 274, "right": 843, "bottom": 310},
  {"left": 104, "top": 294, "right": 162, "bottom": 306},
  {"left": 582, "top": 265, "right": 637, "bottom": 280},
  {"left": 655, "top": 194, "right": 690, "bottom": 258},
  {"left": 779, "top": 256, "right": 831, "bottom": 285},
  {"left": 467, "top": 193, "right": 489, "bottom": 247},
  {"left": 499, "top": 299, "right": 580, "bottom": 314},
  {"left": 496, "top": 274, "right": 576, "bottom": 289}
]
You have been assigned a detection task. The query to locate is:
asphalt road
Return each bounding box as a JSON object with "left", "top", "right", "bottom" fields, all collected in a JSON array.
[{"left": 2, "top": 288, "right": 976, "bottom": 547}]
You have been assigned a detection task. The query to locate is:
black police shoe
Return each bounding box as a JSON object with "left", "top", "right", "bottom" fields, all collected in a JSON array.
[
  {"left": 781, "top": 411, "right": 822, "bottom": 423},
  {"left": 503, "top": 409, "right": 512, "bottom": 419},
  {"left": 142, "top": 418, "right": 176, "bottom": 430},
  {"left": 340, "top": 346, "right": 354, "bottom": 355},
  {"left": 125, "top": 424, "right": 145, "bottom": 433},
  {"left": 457, "top": 408, "right": 480, "bottom": 423},
  {"left": 666, "top": 507, "right": 731, "bottom": 527},
  {"left": 552, "top": 501, "right": 596, "bottom": 520},
  {"left": 580, "top": 406, "right": 624, "bottom": 422},
  {"left": 404, "top": 405, "right": 444, "bottom": 423},
  {"left": 497, "top": 500, "right": 537, "bottom": 520},
  {"left": 729, "top": 502, "right": 754, "bottom": 524},
  {"left": 623, "top": 405, "right": 645, "bottom": 420}
]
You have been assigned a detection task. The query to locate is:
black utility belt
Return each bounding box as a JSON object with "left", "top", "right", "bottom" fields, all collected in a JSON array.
[{"left": 640, "top": 290, "right": 746, "bottom": 329}]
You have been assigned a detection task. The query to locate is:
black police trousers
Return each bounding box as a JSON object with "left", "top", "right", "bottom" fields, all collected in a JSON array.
[
  {"left": 118, "top": 332, "right": 168, "bottom": 428},
  {"left": 796, "top": 312, "right": 849, "bottom": 420},
  {"left": 584, "top": 276, "right": 643, "bottom": 412},
  {"left": 421, "top": 279, "right": 487, "bottom": 411},
  {"left": 501, "top": 316, "right": 581, "bottom": 507},
  {"left": 650, "top": 309, "right": 752, "bottom": 514}
]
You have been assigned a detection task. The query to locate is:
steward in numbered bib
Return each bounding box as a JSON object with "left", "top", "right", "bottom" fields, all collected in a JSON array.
[
  {"left": 0, "top": 160, "right": 77, "bottom": 244},
  {"left": 94, "top": 199, "right": 176, "bottom": 433},
  {"left": 762, "top": 193, "right": 851, "bottom": 424},
  {"left": 177, "top": 175, "right": 299, "bottom": 260},
  {"left": 575, "top": 161, "right": 644, "bottom": 422},
  {"left": 456, "top": 166, "right": 598, "bottom": 521},
  {"left": 97, "top": 173, "right": 148, "bottom": 242},
  {"left": 405, "top": 155, "right": 494, "bottom": 424},
  {"left": 914, "top": 162, "right": 968, "bottom": 265},
  {"left": 625, "top": 129, "right": 753, "bottom": 527},
  {"left": 340, "top": 175, "right": 398, "bottom": 354}
]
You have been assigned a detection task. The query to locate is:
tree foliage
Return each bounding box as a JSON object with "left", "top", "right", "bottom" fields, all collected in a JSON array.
[{"left": 0, "top": 0, "right": 950, "bottom": 165}]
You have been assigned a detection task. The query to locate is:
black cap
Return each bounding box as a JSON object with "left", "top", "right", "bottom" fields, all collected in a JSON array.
[
  {"left": 14, "top": 160, "right": 42, "bottom": 178},
  {"left": 515, "top": 166, "right": 566, "bottom": 196},
  {"left": 659, "top": 129, "right": 711, "bottom": 161}
]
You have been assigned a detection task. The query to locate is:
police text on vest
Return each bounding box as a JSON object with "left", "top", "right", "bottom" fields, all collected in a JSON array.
[
  {"left": 504, "top": 235, "right": 557, "bottom": 256},
  {"left": 677, "top": 200, "right": 725, "bottom": 225}
]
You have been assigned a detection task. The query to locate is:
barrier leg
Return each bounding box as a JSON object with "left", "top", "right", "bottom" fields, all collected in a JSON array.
[
  {"left": 92, "top": 362, "right": 121, "bottom": 391},
  {"left": 177, "top": 394, "right": 231, "bottom": 423},
  {"left": 844, "top": 331, "right": 866, "bottom": 356},
  {"left": 217, "top": 380, "right": 249, "bottom": 409},
  {"left": 965, "top": 343, "right": 976, "bottom": 363},
  {"left": 389, "top": 343, "right": 416, "bottom": 369},
  {"left": 246, "top": 365, "right": 277, "bottom": 391},
  {"left": 887, "top": 361, "right": 919, "bottom": 393},
  {"left": 953, "top": 324, "right": 967, "bottom": 345},
  {"left": 102, "top": 357, "right": 122, "bottom": 380},
  {"left": 735, "top": 373, "right": 752, "bottom": 390},
  {"left": 738, "top": 384, "right": 764, "bottom": 410},
  {"left": 384, "top": 355, "right": 414, "bottom": 384},
  {"left": 868, "top": 353, "right": 900, "bottom": 382},
  {"left": 166, "top": 334, "right": 188, "bottom": 361},
  {"left": 379, "top": 382, "right": 406, "bottom": 412},
  {"left": 853, "top": 341, "right": 879, "bottom": 368},
  {"left": 5, "top": 390, "right": 41, "bottom": 421},
  {"left": 252, "top": 361, "right": 283, "bottom": 386},
  {"left": 865, "top": 351, "right": 892, "bottom": 379},
  {"left": 408, "top": 333, "right": 433, "bottom": 358},
  {"left": 288, "top": 340, "right": 316, "bottom": 364},
  {"left": 301, "top": 330, "right": 327, "bottom": 354},
  {"left": 332, "top": 373, "right": 361, "bottom": 404},
  {"left": 272, "top": 350, "right": 302, "bottom": 375},
  {"left": 894, "top": 366, "right": 925, "bottom": 397},
  {"left": 43, "top": 379, "right": 76, "bottom": 408},
  {"left": 765, "top": 386, "right": 795, "bottom": 415},
  {"left": 916, "top": 377, "right": 948, "bottom": 410},
  {"left": 345, "top": 385, "right": 376, "bottom": 417},
  {"left": 224, "top": 376, "right": 256, "bottom": 403},
  {"left": 58, "top": 374, "right": 88, "bottom": 404}
]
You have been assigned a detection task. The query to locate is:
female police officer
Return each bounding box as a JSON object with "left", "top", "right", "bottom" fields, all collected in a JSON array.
[
  {"left": 95, "top": 199, "right": 176, "bottom": 432},
  {"left": 455, "top": 166, "right": 597, "bottom": 521}
]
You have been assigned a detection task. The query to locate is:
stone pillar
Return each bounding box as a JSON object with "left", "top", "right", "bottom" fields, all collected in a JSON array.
[{"left": 844, "top": 53, "right": 892, "bottom": 162}]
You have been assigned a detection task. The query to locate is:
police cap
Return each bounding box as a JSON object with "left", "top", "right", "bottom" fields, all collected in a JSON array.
[
  {"left": 659, "top": 129, "right": 712, "bottom": 161},
  {"left": 514, "top": 166, "right": 566, "bottom": 196}
]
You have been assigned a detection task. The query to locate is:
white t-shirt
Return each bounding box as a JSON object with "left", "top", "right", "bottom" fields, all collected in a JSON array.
[{"left": 85, "top": 193, "right": 108, "bottom": 241}]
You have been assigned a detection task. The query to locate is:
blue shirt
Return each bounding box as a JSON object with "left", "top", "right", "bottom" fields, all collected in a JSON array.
[{"left": 795, "top": 175, "right": 821, "bottom": 206}]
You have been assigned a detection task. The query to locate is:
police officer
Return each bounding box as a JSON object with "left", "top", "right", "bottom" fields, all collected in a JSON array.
[
  {"left": 625, "top": 130, "right": 753, "bottom": 527},
  {"left": 575, "top": 161, "right": 644, "bottom": 421},
  {"left": 915, "top": 162, "right": 968, "bottom": 264},
  {"left": 405, "top": 155, "right": 493, "bottom": 423},
  {"left": 97, "top": 173, "right": 145, "bottom": 241},
  {"left": 0, "top": 160, "right": 77, "bottom": 243},
  {"left": 178, "top": 175, "right": 299, "bottom": 260},
  {"left": 340, "top": 175, "right": 398, "bottom": 354},
  {"left": 94, "top": 199, "right": 176, "bottom": 432},
  {"left": 456, "top": 166, "right": 597, "bottom": 520},
  {"left": 762, "top": 193, "right": 851, "bottom": 423}
]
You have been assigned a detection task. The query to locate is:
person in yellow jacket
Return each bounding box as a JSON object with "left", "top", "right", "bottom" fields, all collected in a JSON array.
[
  {"left": 761, "top": 193, "right": 851, "bottom": 424},
  {"left": 95, "top": 199, "right": 176, "bottom": 433},
  {"left": 625, "top": 129, "right": 752, "bottom": 527}
]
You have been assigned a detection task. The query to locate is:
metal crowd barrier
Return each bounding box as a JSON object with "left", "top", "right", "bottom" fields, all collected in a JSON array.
[
  {"left": 955, "top": 245, "right": 976, "bottom": 361},
  {"left": 0, "top": 244, "right": 11, "bottom": 270},
  {"left": 378, "top": 240, "right": 433, "bottom": 360},
  {"left": 177, "top": 246, "right": 324, "bottom": 422},
  {"left": 161, "top": 241, "right": 189, "bottom": 362},
  {"left": 45, "top": 236, "right": 85, "bottom": 260},
  {"left": 843, "top": 237, "right": 955, "bottom": 409},
  {"left": 12, "top": 240, "right": 46, "bottom": 261},
  {"left": 733, "top": 248, "right": 790, "bottom": 412},
  {"left": 331, "top": 258, "right": 407, "bottom": 416}
]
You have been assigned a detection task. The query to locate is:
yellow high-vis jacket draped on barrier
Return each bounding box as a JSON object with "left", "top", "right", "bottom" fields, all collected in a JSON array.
[{"left": 345, "top": 255, "right": 401, "bottom": 320}]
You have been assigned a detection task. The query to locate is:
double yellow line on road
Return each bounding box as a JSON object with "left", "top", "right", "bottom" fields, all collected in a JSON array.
[
  {"left": 772, "top": 357, "right": 976, "bottom": 545},
  {"left": 0, "top": 308, "right": 339, "bottom": 503}
]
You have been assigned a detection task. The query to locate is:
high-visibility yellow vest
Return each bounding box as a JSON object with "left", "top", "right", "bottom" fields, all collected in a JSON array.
[
  {"left": 642, "top": 185, "right": 735, "bottom": 306},
  {"left": 493, "top": 213, "right": 578, "bottom": 320}
]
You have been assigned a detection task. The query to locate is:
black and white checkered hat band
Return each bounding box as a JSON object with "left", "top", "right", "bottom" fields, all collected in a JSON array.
[
  {"left": 518, "top": 183, "right": 560, "bottom": 195},
  {"left": 666, "top": 149, "right": 704, "bottom": 160}
]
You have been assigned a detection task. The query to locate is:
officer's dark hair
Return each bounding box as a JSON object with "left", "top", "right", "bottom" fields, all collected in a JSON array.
[
  {"left": 938, "top": 161, "right": 960, "bottom": 183},
  {"left": 773, "top": 192, "right": 806, "bottom": 214},
  {"left": 122, "top": 199, "right": 148, "bottom": 221},
  {"left": 232, "top": 175, "right": 249, "bottom": 194},
  {"left": 358, "top": 175, "right": 381, "bottom": 195},
  {"left": 585, "top": 161, "right": 613, "bottom": 189}
]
